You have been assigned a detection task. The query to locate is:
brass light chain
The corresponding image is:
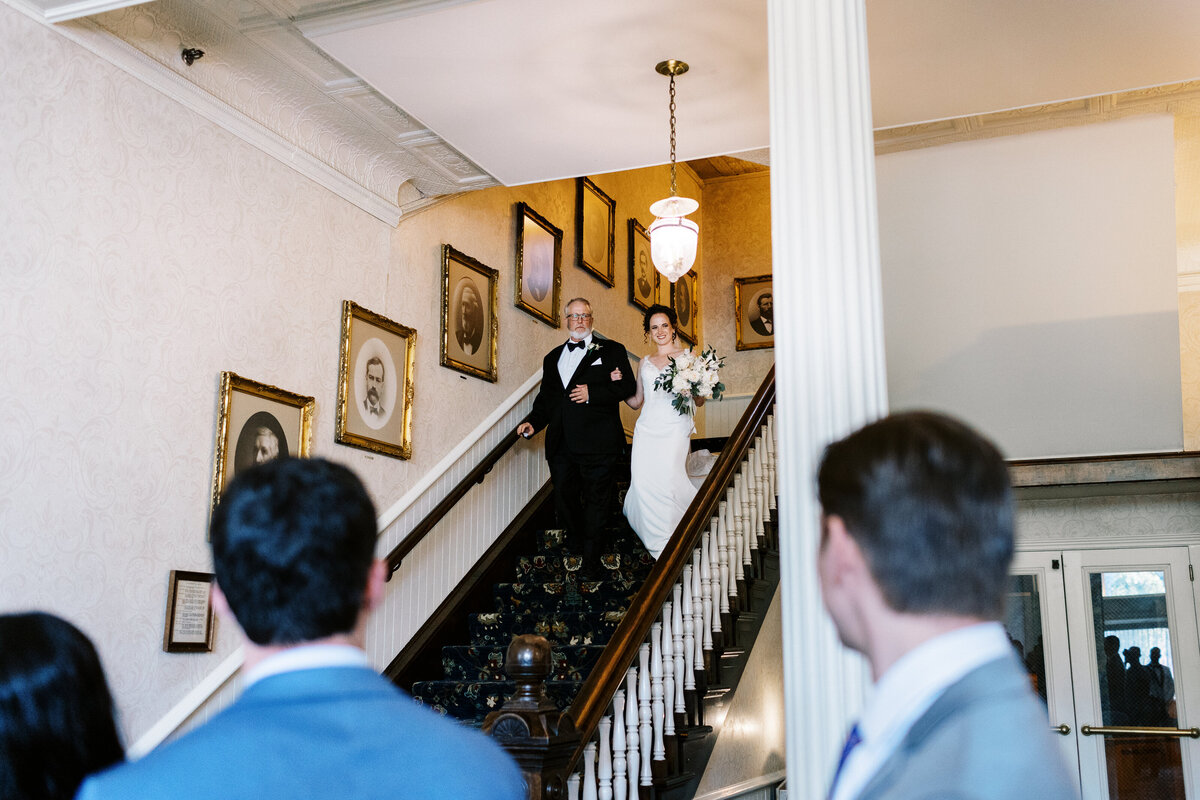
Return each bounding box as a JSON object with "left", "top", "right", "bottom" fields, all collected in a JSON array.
[{"left": 668, "top": 72, "right": 678, "bottom": 197}]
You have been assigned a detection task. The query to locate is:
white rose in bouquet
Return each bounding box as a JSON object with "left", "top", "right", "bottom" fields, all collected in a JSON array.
[{"left": 671, "top": 374, "right": 690, "bottom": 395}]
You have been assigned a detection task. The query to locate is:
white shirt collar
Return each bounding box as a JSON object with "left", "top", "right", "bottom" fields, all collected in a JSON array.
[
  {"left": 243, "top": 643, "right": 369, "bottom": 688},
  {"left": 831, "top": 622, "right": 1012, "bottom": 800}
]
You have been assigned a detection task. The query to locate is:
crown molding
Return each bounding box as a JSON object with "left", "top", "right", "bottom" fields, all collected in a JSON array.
[{"left": 875, "top": 80, "right": 1200, "bottom": 155}]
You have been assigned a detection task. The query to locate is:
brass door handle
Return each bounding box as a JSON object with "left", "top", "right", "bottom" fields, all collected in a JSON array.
[
  {"left": 1052, "top": 724, "right": 1070, "bottom": 735},
  {"left": 1080, "top": 725, "right": 1200, "bottom": 738}
]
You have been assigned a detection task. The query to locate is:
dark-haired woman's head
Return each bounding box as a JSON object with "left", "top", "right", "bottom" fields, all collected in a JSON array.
[
  {"left": 0, "top": 612, "right": 124, "bottom": 800},
  {"left": 642, "top": 304, "right": 677, "bottom": 337}
]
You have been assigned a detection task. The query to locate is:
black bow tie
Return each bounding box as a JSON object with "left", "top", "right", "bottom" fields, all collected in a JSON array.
[{"left": 567, "top": 340, "right": 586, "bottom": 351}]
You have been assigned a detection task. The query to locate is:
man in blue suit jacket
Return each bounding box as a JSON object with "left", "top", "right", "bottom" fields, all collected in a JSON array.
[
  {"left": 78, "top": 458, "right": 525, "bottom": 800},
  {"left": 817, "top": 412, "right": 1077, "bottom": 800}
]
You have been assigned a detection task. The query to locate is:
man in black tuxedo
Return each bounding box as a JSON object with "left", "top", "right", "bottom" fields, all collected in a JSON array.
[{"left": 517, "top": 298, "right": 636, "bottom": 567}]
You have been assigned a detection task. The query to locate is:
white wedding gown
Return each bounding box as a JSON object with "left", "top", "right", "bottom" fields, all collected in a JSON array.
[{"left": 622, "top": 357, "right": 703, "bottom": 559}]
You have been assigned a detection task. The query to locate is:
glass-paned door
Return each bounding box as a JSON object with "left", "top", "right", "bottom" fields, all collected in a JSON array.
[
  {"left": 1063, "top": 548, "right": 1200, "bottom": 800},
  {"left": 1007, "top": 552, "right": 1082, "bottom": 780}
]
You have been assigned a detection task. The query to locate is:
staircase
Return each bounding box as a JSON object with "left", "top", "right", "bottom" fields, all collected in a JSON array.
[
  {"left": 386, "top": 367, "right": 778, "bottom": 800},
  {"left": 408, "top": 509, "right": 658, "bottom": 725}
]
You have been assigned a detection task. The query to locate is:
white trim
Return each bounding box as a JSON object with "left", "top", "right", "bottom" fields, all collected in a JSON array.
[
  {"left": 693, "top": 771, "right": 787, "bottom": 800},
  {"left": 127, "top": 646, "right": 243, "bottom": 758},
  {"left": 38, "top": 0, "right": 148, "bottom": 23},
  {"left": 13, "top": 5, "right": 403, "bottom": 225},
  {"left": 374, "top": 368, "right": 542, "bottom": 532}
]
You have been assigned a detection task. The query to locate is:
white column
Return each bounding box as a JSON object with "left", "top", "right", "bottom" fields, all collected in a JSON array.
[{"left": 767, "top": 1, "right": 886, "bottom": 798}]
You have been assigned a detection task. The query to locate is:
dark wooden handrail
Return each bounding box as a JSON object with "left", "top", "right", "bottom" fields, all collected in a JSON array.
[
  {"left": 558, "top": 365, "right": 776, "bottom": 769},
  {"left": 386, "top": 429, "right": 522, "bottom": 579}
]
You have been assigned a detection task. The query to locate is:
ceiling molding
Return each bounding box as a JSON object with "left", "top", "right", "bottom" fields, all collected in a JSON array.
[
  {"left": 875, "top": 80, "right": 1200, "bottom": 155},
  {"left": 51, "top": 0, "right": 500, "bottom": 224}
]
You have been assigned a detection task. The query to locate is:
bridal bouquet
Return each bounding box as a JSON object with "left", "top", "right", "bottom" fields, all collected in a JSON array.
[{"left": 653, "top": 345, "right": 726, "bottom": 417}]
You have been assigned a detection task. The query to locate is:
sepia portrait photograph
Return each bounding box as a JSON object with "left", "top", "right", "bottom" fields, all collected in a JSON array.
[
  {"left": 515, "top": 202, "right": 562, "bottom": 327},
  {"left": 576, "top": 176, "right": 615, "bottom": 286},
  {"left": 335, "top": 300, "right": 417, "bottom": 460},
  {"left": 734, "top": 273, "right": 774, "bottom": 351},
  {"left": 210, "top": 371, "right": 313, "bottom": 512},
  {"left": 441, "top": 244, "right": 499, "bottom": 382},
  {"left": 671, "top": 269, "right": 699, "bottom": 346},
  {"left": 628, "top": 218, "right": 658, "bottom": 312}
]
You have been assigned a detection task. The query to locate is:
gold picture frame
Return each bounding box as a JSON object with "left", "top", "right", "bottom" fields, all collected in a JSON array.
[
  {"left": 734, "top": 274, "right": 774, "bottom": 351},
  {"left": 515, "top": 202, "right": 563, "bottom": 327},
  {"left": 210, "top": 371, "right": 314, "bottom": 513},
  {"left": 671, "top": 269, "right": 699, "bottom": 346},
  {"left": 576, "top": 176, "right": 615, "bottom": 286},
  {"left": 162, "top": 570, "right": 216, "bottom": 653},
  {"left": 441, "top": 244, "right": 499, "bottom": 382},
  {"left": 628, "top": 218, "right": 658, "bottom": 312},
  {"left": 335, "top": 300, "right": 417, "bottom": 460}
]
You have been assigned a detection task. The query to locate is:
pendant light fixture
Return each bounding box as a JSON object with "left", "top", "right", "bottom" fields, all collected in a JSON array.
[{"left": 648, "top": 59, "right": 699, "bottom": 283}]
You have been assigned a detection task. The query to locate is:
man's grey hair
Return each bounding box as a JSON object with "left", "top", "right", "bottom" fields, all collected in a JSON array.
[{"left": 564, "top": 297, "right": 592, "bottom": 315}]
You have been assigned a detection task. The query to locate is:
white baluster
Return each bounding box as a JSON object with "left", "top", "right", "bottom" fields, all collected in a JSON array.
[
  {"left": 598, "top": 716, "right": 613, "bottom": 800},
  {"left": 732, "top": 476, "right": 747, "bottom": 584},
  {"left": 753, "top": 442, "right": 767, "bottom": 537},
  {"left": 767, "top": 416, "right": 777, "bottom": 511},
  {"left": 583, "top": 741, "right": 598, "bottom": 800},
  {"left": 717, "top": 500, "right": 731, "bottom": 616},
  {"left": 702, "top": 527, "right": 716, "bottom": 650},
  {"left": 639, "top": 644, "right": 653, "bottom": 786},
  {"left": 683, "top": 564, "right": 697, "bottom": 693},
  {"left": 569, "top": 771, "right": 581, "bottom": 800},
  {"left": 650, "top": 623, "right": 665, "bottom": 763},
  {"left": 612, "top": 690, "right": 627, "bottom": 800},
  {"left": 672, "top": 582, "right": 686, "bottom": 714},
  {"left": 661, "top": 604, "right": 675, "bottom": 739},
  {"left": 625, "top": 668, "right": 639, "bottom": 800}
]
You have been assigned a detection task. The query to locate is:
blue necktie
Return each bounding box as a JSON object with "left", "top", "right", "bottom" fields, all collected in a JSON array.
[{"left": 828, "top": 724, "right": 862, "bottom": 799}]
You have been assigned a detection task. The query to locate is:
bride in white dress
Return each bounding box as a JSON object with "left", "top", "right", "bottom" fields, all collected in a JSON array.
[{"left": 619, "top": 305, "right": 705, "bottom": 559}]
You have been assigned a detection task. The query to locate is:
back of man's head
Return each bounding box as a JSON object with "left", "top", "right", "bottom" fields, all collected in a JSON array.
[
  {"left": 210, "top": 458, "right": 377, "bottom": 645},
  {"left": 818, "top": 411, "right": 1013, "bottom": 620}
]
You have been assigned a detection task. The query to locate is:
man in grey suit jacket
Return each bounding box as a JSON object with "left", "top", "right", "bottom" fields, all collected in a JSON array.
[
  {"left": 817, "top": 412, "right": 1077, "bottom": 800},
  {"left": 78, "top": 458, "right": 525, "bottom": 800}
]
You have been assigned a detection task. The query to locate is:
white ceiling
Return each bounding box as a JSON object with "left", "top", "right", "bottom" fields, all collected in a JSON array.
[
  {"left": 33, "top": 0, "right": 1200, "bottom": 192},
  {"left": 301, "top": 0, "right": 1200, "bottom": 186}
]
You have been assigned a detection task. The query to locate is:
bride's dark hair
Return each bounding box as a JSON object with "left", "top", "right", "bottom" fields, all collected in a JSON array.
[{"left": 642, "top": 304, "right": 677, "bottom": 334}]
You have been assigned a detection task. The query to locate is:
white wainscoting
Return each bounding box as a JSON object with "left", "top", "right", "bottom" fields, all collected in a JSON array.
[{"left": 703, "top": 394, "right": 754, "bottom": 438}]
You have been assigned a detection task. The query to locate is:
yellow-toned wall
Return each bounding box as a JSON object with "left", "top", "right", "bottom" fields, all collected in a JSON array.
[{"left": 697, "top": 172, "right": 774, "bottom": 397}]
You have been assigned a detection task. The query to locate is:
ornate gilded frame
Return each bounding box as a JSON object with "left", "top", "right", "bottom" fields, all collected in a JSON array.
[
  {"left": 576, "top": 176, "right": 615, "bottom": 286},
  {"left": 162, "top": 570, "right": 215, "bottom": 653},
  {"left": 734, "top": 274, "right": 774, "bottom": 351},
  {"left": 628, "top": 218, "right": 658, "bottom": 312},
  {"left": 515, "top": 202, "right": 563, "bottom": 327},
  {"left": 441, "top": 244, "right": 499, "bottom": 382},
  {"left": 209, "top": 371, "right": 314, "bottom": 513},
  {"left": 335, "top": 300, "right": 417, "bottom": 460},
  {"left": 671, "top": 269, "right": 699, "bottom": 346}
]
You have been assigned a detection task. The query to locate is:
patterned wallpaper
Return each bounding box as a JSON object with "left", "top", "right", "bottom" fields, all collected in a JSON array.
[{"left": 699, "top": 174, "right": 775, "bottom": 397}]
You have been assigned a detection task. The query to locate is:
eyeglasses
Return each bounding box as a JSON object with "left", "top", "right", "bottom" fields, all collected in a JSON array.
[{"left": 565, "top": 313, "right": 592, "bottom": 321}]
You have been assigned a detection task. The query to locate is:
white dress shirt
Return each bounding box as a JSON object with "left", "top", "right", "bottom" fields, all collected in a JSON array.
[
  {"left": 830, "top": 622, "right": 1014, "bottom": 800},
  {"left": 243, "top": 643, "right": 370, "bottom": 688},
  {"left": 558, "top": 334, "right": 593, "bottom": 387}
]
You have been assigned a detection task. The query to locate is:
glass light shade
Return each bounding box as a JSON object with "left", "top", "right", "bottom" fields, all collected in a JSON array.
[{"left": 648, "top": 195, "right": 700, "bottom": 283}]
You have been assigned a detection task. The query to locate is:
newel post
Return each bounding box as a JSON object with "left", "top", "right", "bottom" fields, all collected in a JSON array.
[{"left": 484, "top": 634, "right": 581, "bottom": 800}]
